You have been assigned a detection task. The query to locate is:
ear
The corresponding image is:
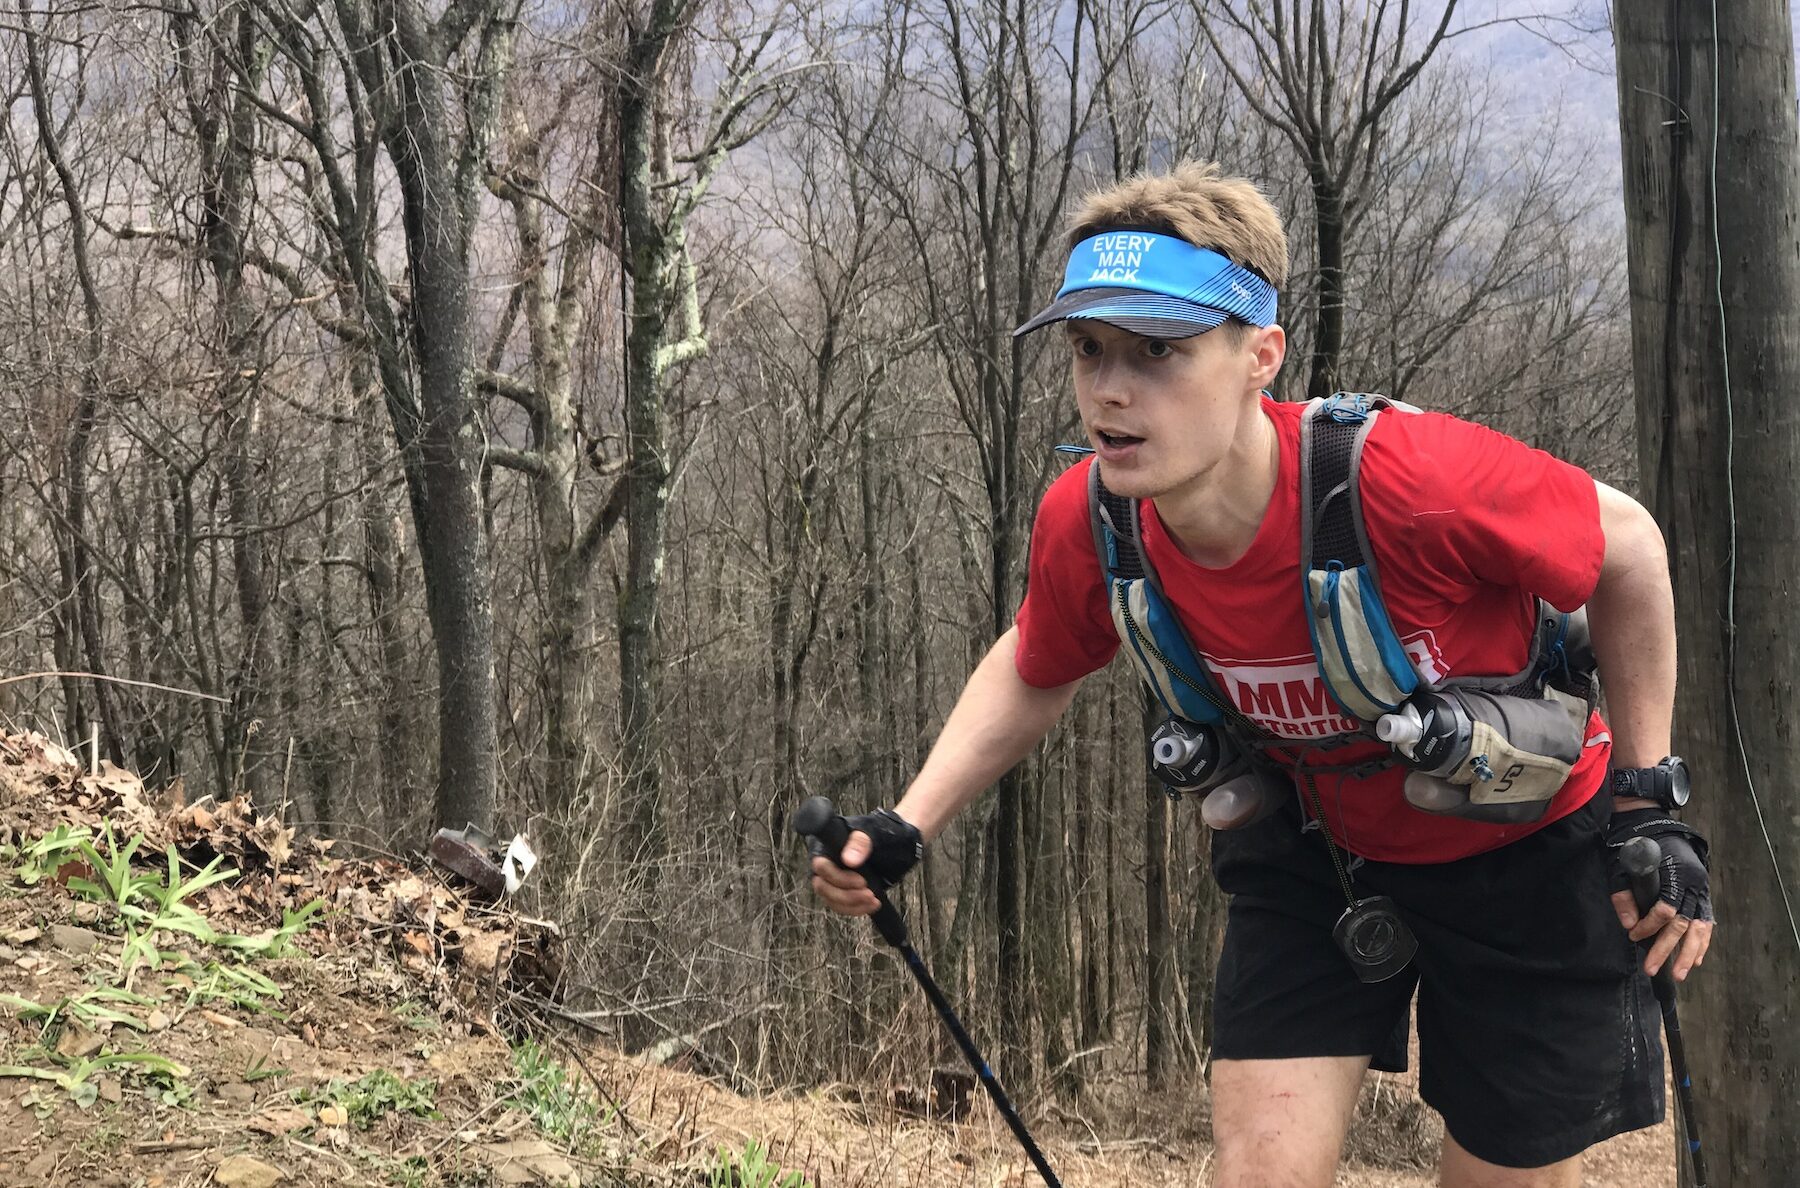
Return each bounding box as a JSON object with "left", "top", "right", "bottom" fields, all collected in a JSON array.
[{"left": 1247, "top": 325, "right": 1286, "bottom": 387}]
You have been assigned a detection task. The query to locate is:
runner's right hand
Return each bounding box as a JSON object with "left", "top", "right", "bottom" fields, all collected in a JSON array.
[
  {"left": 808, "top": 807, "right": 923, "bottom": 917},
  {"left": 810, "top": 830, "right": 881, "bottom": 917}
]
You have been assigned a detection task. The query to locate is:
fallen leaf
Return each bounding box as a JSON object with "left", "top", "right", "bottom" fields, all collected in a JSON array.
[
  {"left": 318, "top": 1104, "right": 347, "bottom": 1127},
  {"left": 79, "top": 760, "right": 143, "bottom": 800},
  {"left": 249, "top": 818, "right": 294, "bottom": 867},
  {"left": 248, "top": 1106, "right": 312, "bottom": 1136},
  {"left": 51, "top": 860, "right": 94, "bottom": 887},
  {"left": 97, "top": 1077, "right": 122, "bottom": 1105},
  {"left": 26, "top": 735, "right": 79, "bottom": 771},
  {"left": 55, "top": 1026, "right": 105, "bottom": 1060},
  {"left": 459, "top": 929, "right": 511, "bottom": 977}
]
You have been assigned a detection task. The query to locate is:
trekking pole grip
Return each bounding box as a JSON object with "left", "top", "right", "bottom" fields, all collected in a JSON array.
[
  {"left": 1620, "top": 835, "right": 1663, "bottom": 919},
  {"left": 1618, "top": 837, "right": 1704, "bottom": 1185},
  {"left": 791, "top": 796, "right": 910, "bottom": 948},
  {"left": 792, "top": 795, "right": 851, "bottom": 859}
]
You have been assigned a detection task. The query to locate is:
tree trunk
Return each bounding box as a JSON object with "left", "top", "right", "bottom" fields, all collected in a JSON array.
[
  {"left": 616, "top": 244, "right": 673, "bottom": 871},
  {"left": 1307, "top": 178, "right": 1347, "bottom": 401},
  {"left": 1184, "top": 828, "right": 1226, "bottom": 1056},
  {"left": 194, "top": 8, "right": 274, "bottom": 801},
  {"left": 1072, "top": 690, "right": 1104, "bottom": 1051},
  {"left": 1030, "top": 742, "right": 1075, "bottom": 1097},
  {"left": 614, "top": 0, "right": 690, "bottom": 873},
  {"left": 1614, "top": 4, "right": 1800, "bottom": 1182},
  {"left": 370, "top": 0, "right": 501, "bottom": 831},
  {"left": 1143, "top": 690, "right": 1178, "bottom": 1088},
  {"left": 22, "top": 6, "right": 126, "bottom": 769},
  {"left": 352, "top": 351, "right": 414, "bottom": 810}
]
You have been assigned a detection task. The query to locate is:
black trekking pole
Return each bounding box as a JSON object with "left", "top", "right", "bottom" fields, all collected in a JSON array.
[
  {"left": 1620, "top": 835, "right": 1708, "bottom": 1188},
  {"left": 792, "top": 796, "right": 1064, "bottom": 1188}
]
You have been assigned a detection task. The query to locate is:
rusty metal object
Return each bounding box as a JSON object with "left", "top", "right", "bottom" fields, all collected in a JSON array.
[{"left": 428, "top": 825, "right": 505, "bottom": 897}]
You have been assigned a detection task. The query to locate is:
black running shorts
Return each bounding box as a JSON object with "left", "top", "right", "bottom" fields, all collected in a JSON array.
[{"left": 1208, "top": 788, "right": 1665, "bottom": 1169}]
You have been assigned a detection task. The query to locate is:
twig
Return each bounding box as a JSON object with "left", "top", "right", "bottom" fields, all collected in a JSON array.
[
  {"left": 129, "top": 1138, "right": 214, "bottom": 1153},
  {"left": 417, "top": 1073, "right": 540, "bottom": 1161},
  {"left": 0, "top": 671, "right": 228, "bottom": 704}
]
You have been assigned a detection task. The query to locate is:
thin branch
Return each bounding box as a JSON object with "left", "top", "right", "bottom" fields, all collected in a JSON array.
[
  {"left": 473, "top": 367, "right": 545, "bottom": 416},
  {"left": 0, "top": 672, "right": 228, "bottom": 705},
  {"left": 486, "top": 445, "right": 548, "bottom": 478}
]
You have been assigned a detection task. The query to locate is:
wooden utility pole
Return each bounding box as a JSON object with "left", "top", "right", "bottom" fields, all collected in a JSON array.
[{"left": 1613, "top": 3, "right": 1800, "bottom": 1182}]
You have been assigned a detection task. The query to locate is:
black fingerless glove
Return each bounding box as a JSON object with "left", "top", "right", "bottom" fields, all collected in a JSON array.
[
  {"left": 831, "top": 808, "right": 923, "bottom": 893},
  {"left": 1607, "top": 807, "right": 1713, "bottom": 923}
]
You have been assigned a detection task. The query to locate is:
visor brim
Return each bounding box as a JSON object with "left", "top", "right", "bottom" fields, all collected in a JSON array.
[{"left": 1013, "top": 288, "right": 1231, "bottom": 339}]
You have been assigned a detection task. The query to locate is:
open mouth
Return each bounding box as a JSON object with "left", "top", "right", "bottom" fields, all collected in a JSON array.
[{"left": 1097, "top": 430, "right": 1144, "bottom": 448}]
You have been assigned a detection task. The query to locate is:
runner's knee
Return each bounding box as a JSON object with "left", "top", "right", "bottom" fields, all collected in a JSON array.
[{"left": 1210, "top": 1057, "right": 1365, "bottom": 1188}]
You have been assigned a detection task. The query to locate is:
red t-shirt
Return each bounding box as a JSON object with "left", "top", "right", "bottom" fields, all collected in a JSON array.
[{"left": 1015, "top": 396, "right": 1610, "bottom": 864}]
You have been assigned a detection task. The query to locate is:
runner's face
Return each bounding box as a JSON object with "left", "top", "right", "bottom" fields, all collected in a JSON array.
[{"left": 1066, "top": 320, "right": 1266, "bottom": 500}]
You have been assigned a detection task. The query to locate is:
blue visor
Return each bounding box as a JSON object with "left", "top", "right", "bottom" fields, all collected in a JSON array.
[{"left": 1014, "top": 231, "right": 1278, "bottom": 339}]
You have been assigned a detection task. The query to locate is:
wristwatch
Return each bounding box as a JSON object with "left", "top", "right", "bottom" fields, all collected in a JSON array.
[{"left": 1609, "top": 755, "right": 1691, "bottom": 811}]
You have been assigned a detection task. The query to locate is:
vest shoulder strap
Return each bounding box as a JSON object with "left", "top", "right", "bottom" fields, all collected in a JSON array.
[
  {"left": 1300, "top": 393, "right": 1424, "bottom": 723},
  {"left": 1084, "top": 463, "right": 1250, "bottom": 731}
]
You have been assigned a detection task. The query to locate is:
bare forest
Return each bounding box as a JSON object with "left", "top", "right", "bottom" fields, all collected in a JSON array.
[{"left": 2, "top": 0, "right": 1636, "bottom": 1109}]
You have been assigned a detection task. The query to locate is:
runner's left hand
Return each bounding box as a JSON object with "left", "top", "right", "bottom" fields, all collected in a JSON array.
[{"left": 1606, "top": 806, "right": 1713, "bottom": 982}]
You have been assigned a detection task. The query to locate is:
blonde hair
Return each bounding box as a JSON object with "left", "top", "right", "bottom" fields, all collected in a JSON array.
[{"left": 1066, "top": 161, "right": 1289, "bottom": 288}]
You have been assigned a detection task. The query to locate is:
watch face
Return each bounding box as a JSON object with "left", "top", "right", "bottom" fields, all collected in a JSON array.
[{"left": 1665, "top": 757, "right": 1691, "bottom": 807}]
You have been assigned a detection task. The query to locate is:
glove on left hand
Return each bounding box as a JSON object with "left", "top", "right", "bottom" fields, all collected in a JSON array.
[{"left": 1607, "top": 807, "right": 1713, "bottom": 922}]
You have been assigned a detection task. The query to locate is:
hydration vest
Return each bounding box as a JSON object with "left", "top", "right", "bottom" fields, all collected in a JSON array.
[{"left": 1077, "top": 392, "right": 1595, "bottom": 762}]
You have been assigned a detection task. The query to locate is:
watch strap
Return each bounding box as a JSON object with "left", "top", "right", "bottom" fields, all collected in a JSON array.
[{"left": 1610, "top": 760, "right": 1685, "bottom": 810}]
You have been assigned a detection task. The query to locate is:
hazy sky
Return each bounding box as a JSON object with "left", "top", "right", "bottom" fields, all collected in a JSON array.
[
  {"left": 1456, "top": 1, "right": 1800, "bottom": 209},
  {"left": 1454, "top": 3, "right": 1623, "bottom": 200}
]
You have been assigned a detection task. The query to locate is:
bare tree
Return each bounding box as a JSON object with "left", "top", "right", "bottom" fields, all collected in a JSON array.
[
  {"left": 19, "top": 0, "right": 130, "bottom": 768},
  {"left": 1196, "top": 0, "right": 1460, "bottom": 399},
  {"left": 169, "top": 1, "right": 277, "bottom": 799},
  {"left": 612, "top": 0, "right": 795, "bottom": 872},
  {"left": 242, "top": 0, "right": 520, "bottom": 829}
]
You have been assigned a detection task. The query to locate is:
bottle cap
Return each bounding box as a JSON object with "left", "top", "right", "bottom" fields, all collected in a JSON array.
[
  {"left": 1376, "top": 710, "right": 1423, "bottom": 746},
  {"left": 1153, "top": 733, "right": 1200, "bottom": 767}
]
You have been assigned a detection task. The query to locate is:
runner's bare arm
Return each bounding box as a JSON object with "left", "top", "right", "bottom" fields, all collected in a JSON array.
[
  {"left": 895, "top": 627, "right": 1081, "bottom": 838},
  {"left": 1587, "top": 480, "right": 1677, "bottom": 774},
  {"left": 1588, "top": 480, "right": 1712, "bottom": 978},
  {"left": 810, "top": 626, "right": 1081, "bottom": 915}
]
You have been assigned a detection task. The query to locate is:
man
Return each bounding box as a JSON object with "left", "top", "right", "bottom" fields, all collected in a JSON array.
[{"left": 809, "top": 161, "right": 1713, "bottom": 1187}]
